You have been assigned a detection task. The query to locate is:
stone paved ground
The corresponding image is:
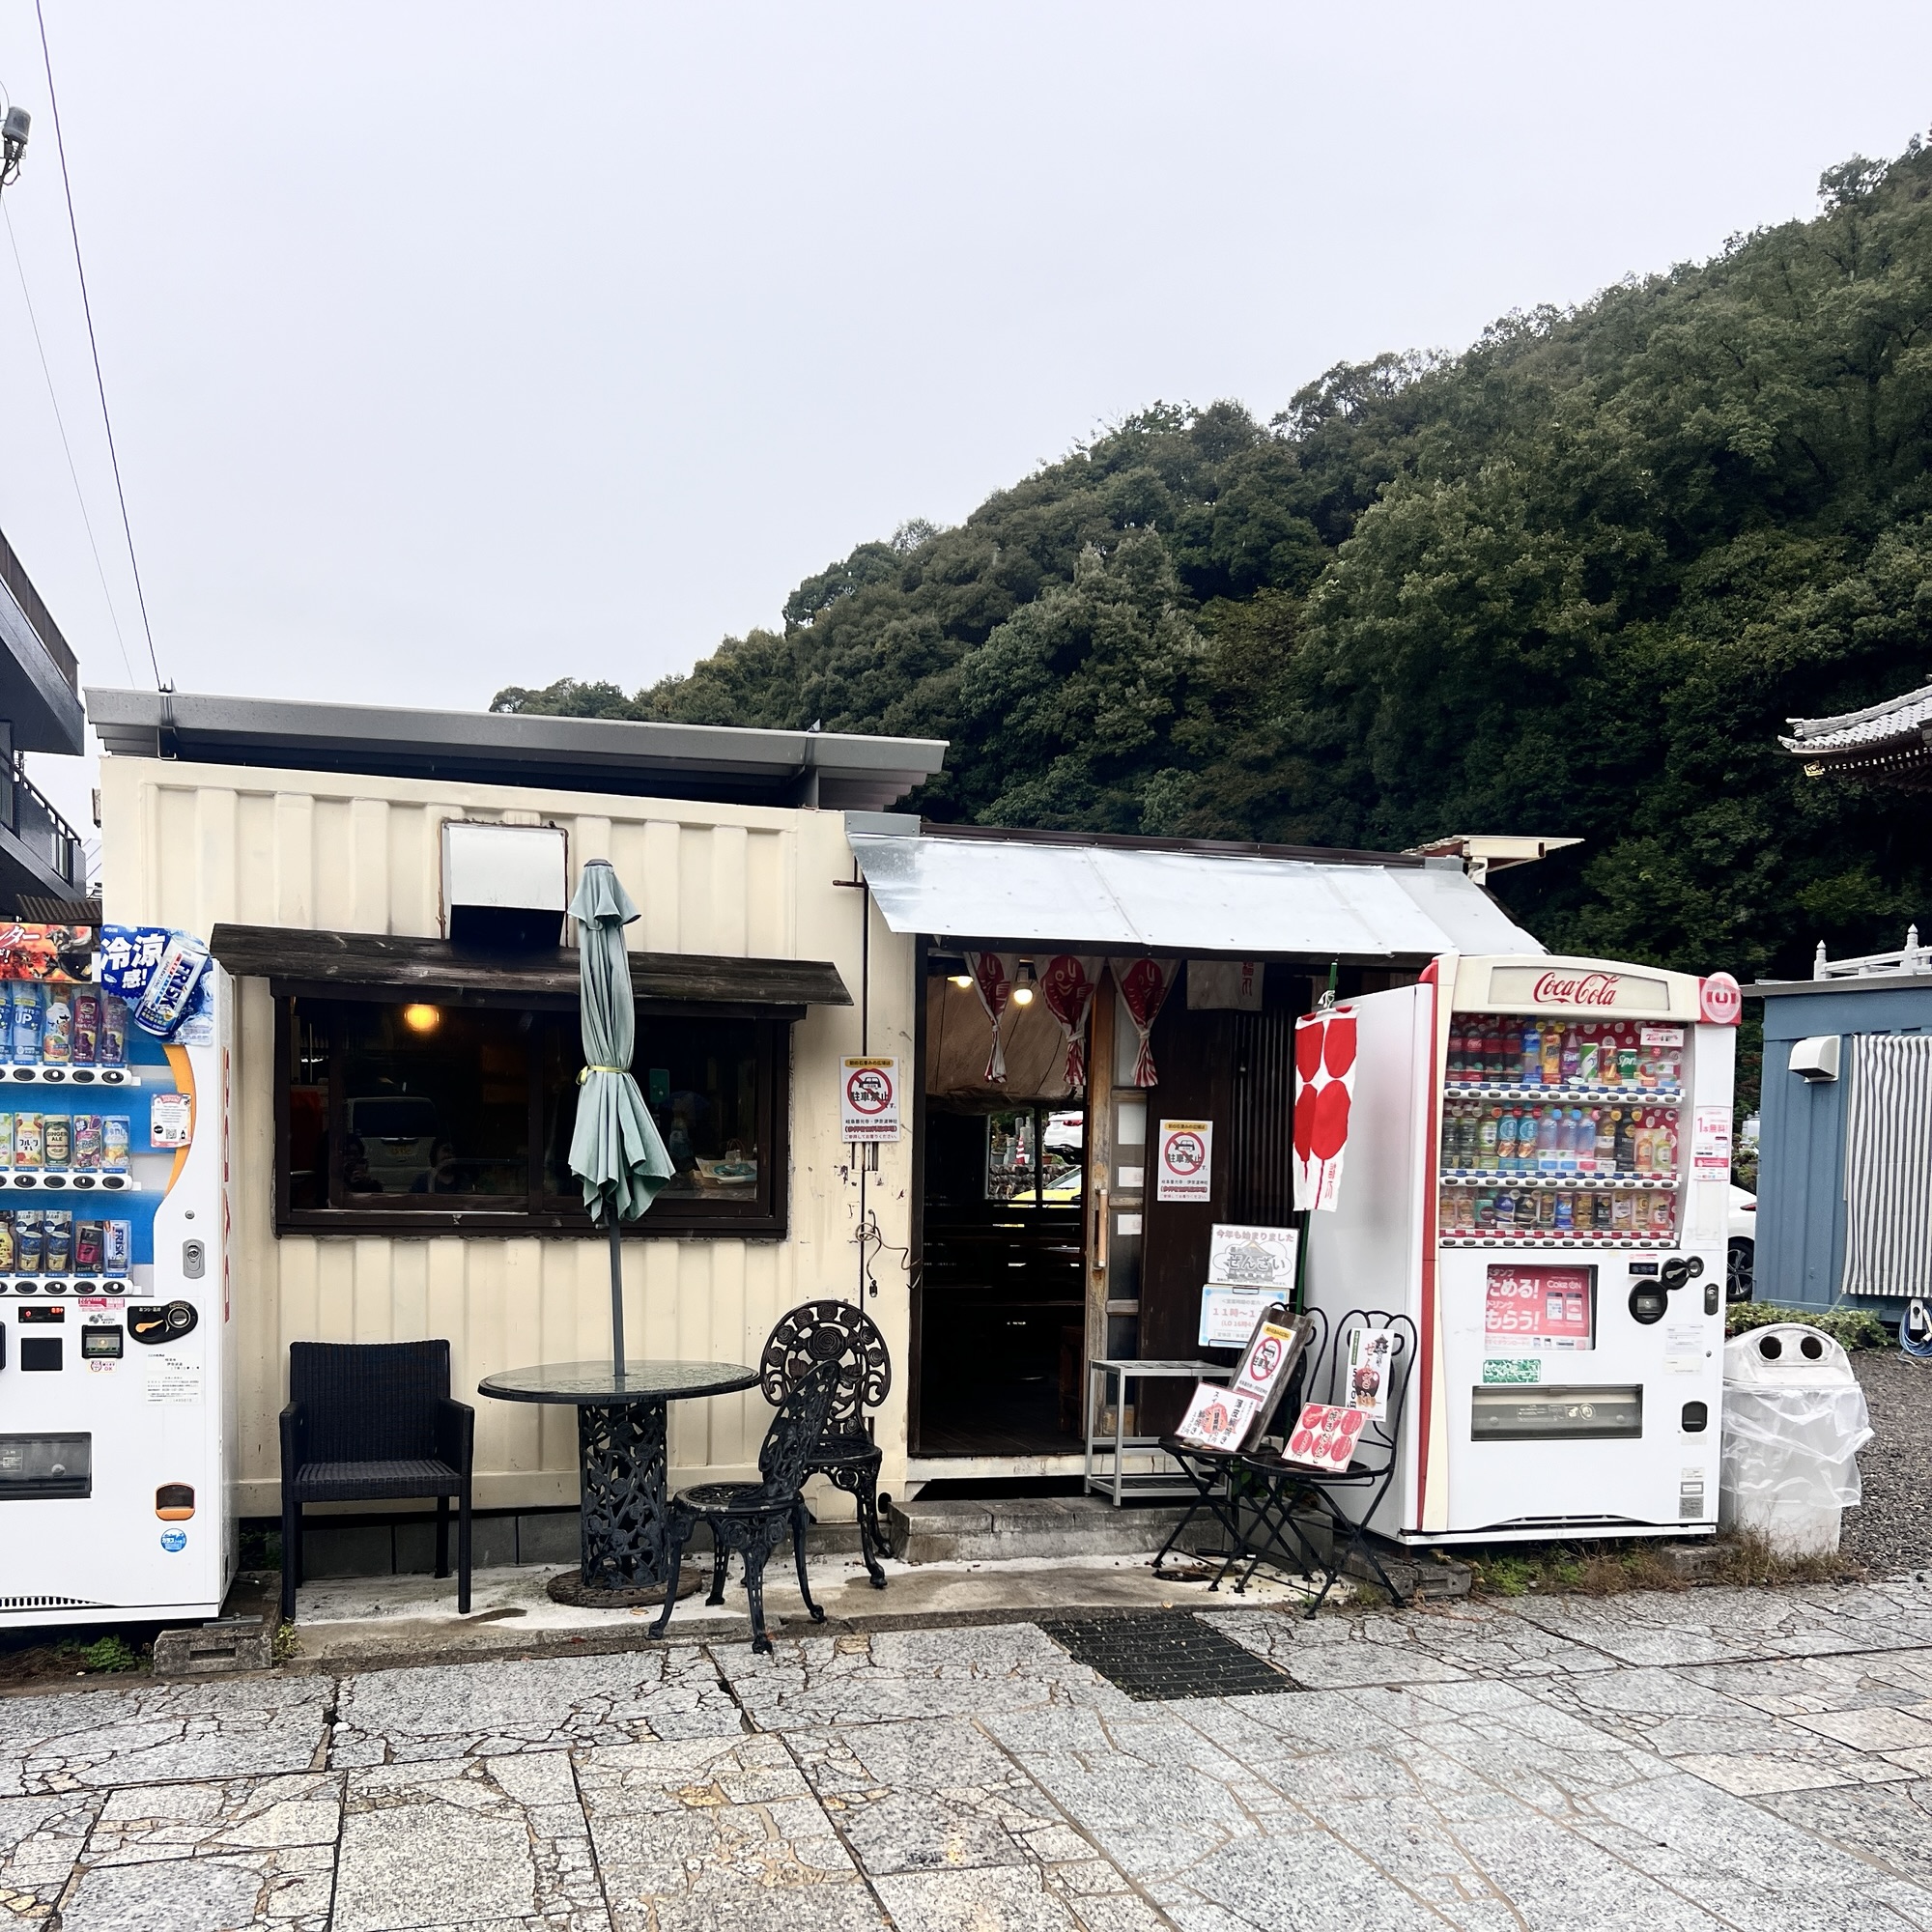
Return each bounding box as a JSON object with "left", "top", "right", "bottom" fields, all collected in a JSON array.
[{"left": 4, "top": 1574, "right": 1932, "bottom": 1930}]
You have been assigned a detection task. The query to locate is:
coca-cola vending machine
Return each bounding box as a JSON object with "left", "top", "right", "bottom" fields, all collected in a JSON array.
[{"left": 1302, "top": 952, "right": 1741, "bottom": 1544}]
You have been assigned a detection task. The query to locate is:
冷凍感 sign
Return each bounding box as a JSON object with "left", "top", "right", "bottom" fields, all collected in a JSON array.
[{"left": 839, "top": 1057, "right": 900, "bottom": 1143}]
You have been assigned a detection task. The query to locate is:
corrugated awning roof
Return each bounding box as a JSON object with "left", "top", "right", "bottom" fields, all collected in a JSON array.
[
  {"left": 87, "top": 689, "right": 947, "bottom": 812},
  {"left": 850, "top": 831, "right": 1543, "bottom": 958}
]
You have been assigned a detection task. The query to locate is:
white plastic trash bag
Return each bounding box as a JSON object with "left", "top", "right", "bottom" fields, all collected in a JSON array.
[{"left": 1719, "top": 1324, "right": 1873, "bottom": 1557}]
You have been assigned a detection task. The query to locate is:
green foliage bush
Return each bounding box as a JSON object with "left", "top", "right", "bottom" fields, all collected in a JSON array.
[
  {"left": 498, "top": 141, "right": 1932, "bottom": 988},
  {"left": 1724, "top": 1302, "right": 1891, "bottom": 1349}
]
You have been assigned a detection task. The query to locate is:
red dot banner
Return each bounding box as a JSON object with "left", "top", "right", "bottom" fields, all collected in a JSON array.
[{"left": 1293, "top": 1008, "right": 1356, "bottom": 1212}]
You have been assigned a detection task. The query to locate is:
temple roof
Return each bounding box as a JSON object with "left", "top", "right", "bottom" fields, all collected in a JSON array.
[{"left": 1780, "top": 680, "right": 1932, "bottom": 789}]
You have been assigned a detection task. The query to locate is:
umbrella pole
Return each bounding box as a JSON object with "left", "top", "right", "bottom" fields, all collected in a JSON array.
[{"left": 607, "top": 1205, "right": 626, "bottom": 1377}]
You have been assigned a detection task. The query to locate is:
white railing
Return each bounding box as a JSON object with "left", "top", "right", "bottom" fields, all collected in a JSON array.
[{"left": 1813, "top": 926, "right": 1932, "bottom": 980}]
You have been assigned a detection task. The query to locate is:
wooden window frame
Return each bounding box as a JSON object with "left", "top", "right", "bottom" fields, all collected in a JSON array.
[{"left": 272, "top": 988, "right": 791, "bottom": 1239}]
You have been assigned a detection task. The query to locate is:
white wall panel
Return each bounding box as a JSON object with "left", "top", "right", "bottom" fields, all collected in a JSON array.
[{"left": 99, "top": 756, "right": 913, "bottom": 1516}]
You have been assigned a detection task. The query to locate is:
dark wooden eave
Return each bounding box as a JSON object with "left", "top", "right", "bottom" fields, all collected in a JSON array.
[{"left": 209, "top": 923, "right": 850, "bottom": 1009}]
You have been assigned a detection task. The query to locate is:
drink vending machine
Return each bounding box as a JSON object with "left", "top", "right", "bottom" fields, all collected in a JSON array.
[
  {"left": 1302, "top": 952, "right": 1742, "bottom": 1544},
  {"left": 0, "top": 926, "right": 234, "bottom": 1627}
]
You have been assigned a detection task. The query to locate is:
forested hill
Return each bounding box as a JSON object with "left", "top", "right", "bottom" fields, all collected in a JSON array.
[{"left": 497, "top": 141, "right": 1932, "bottom": 984}]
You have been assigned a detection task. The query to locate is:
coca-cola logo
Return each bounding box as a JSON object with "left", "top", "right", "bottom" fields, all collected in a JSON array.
[{"left": 1531, "top": 971, "right": 1620, "bottom": 1008}]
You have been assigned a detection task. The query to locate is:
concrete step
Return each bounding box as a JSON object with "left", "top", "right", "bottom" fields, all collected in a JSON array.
[{"left": 889, "top": 1495, "right": 1193, "bottom": 1564}]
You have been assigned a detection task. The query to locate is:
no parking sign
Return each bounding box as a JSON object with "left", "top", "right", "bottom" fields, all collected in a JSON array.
[
  {"left": 840, "top": 1057, "right": 900, "bottom": 1143},
  {"left": 1155, "top": 1119, "right": 1213, "bottom": 1202}
]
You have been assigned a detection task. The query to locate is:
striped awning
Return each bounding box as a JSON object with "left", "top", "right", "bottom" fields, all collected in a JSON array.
[{"left": 1841, "top": 1033, "right": 1932, "bottom": 1299}]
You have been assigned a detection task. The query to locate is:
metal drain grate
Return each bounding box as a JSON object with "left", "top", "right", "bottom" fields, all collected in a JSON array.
[{"left": 1038, "top": 1611, "right": 1299, "bottom": 1701}]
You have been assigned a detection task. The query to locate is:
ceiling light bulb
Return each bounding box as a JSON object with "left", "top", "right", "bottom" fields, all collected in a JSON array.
[
  {"left": 949, "top": 973, "right": 974, "bottom": 988},
  {"left": 401, "top": 1003, "right": 441, "bottom": 1034},
  {"left": 1010, "top": 984, "right": 1035, "bottom": 1007}
]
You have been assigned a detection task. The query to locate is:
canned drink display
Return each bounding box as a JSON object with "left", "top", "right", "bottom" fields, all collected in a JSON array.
[
  {"left": 133, "top": 934, "right": 210, "bottom": 1037},
  {"left": 101, "top": 1116, "right": 129, "bottom": 1173},
  {"left": 102, "top": 1218, "right": 130, "bottom": 1277},
  {"left": 13, "top": 1113, "right": 41, "bottom": 1169},
  {"left": 9, "top": 983, "right": 40, "bottom": 1064},
  {"left": 41, "top": 993, "right": 71, "bottom": 1064},
  {"left": 71, "top": 1115, "right": 101, "bottom": 1169},
  {"left": 99, "top": 994, "right": 128, "bottom": 1065},
  {"left": 43, "top": 1210, "right": 71, "bottom": 1275},
  {"left": 73, "top": 1218, "right": 101, "bottom": 1272},
  {"left": 16, "top": 1213, "right": 42, "bottom": 1273},
  {"left": 71, "top": 989, "right": 99, "bottom": 1064},
  {"left": 0, "top": 1113, "right": 12, "bottom": 1170},
  {"left": 42, "top": 1115, "right": 70, "bottom": 1168},
  {"left": 0, "top": 1211, "right": 13, "bottom": 1271}
]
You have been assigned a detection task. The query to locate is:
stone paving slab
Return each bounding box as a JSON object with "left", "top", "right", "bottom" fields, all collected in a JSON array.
[
  {"left": 5, "top": 1578, "right": 1932, "bottom": 1928},
  {"left": 329, "top": 1650, "right": 741, "bottom": 1766}
]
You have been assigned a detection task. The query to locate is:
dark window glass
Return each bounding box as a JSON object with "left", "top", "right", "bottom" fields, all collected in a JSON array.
[{"left": 278, "top": 996, "right": 785, "bottom": 1235}]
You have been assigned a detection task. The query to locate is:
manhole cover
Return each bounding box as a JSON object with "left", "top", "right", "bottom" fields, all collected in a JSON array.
[{"left": 1038, "top": 1611, "right": 1299, "bottom": 1701}]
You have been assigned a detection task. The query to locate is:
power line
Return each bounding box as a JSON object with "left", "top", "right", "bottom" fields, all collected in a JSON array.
[
  {"left": 2, "top": 200, "right": 136, "bottom": 685},
  {"left": 34, "top": 0, "right": 162, "bottom": 691}
]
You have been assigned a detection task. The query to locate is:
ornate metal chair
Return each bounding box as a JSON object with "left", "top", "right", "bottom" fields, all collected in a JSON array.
[
  {"left": 279, "top": 1340, "right": 474, "bottom": 1622},
  {"left": 759, "top": 1299, "right": 893, "bottom": 1588},
  {"left": 651, "top": 1362, "right": 841, "bottom": 1654}
]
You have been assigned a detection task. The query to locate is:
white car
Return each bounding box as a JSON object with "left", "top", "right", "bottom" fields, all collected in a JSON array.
[{"left": 1727, "top": 1184, "right": 1757, "bottom": 1302}]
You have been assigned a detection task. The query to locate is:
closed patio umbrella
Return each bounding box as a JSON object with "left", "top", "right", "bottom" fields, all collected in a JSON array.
[{"left": 568, "top": 860, "right": 673, "bottom": 1375}]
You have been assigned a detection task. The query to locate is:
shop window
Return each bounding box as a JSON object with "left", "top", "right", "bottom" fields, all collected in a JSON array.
[
  {"left": 983, "top": 1104, "right": 1084, "bottom": 1209},
  {"left": 276, "top": 996, "right": 787, "bottom": 1236}
]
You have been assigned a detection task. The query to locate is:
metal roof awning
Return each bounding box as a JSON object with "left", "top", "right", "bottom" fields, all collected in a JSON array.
[
  {"left": 209, "top": 923, "right": 850, "bottom": 1009},
  {"left": 88, "top": 689, "right": 948, "bottom": 812},
  {"left": 850, "top": 831, "right": 1544, "bottom": 958}
]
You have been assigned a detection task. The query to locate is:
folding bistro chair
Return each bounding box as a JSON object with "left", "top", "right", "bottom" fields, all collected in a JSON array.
[
  {"left": 1233, "top": 1310, "right": 1418, "bottom": 1616},
  {"left": 1152, "top": 1305, "right": 1325, "bottom": 1589}
]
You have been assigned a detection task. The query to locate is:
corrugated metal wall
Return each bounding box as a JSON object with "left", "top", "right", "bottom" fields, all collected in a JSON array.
[
  {"left": 1754, "top": 984, "right": 1932, "bottom": 1311},
  {"left": 100, "top": 757, "right": 917, "bottom": 1515}
]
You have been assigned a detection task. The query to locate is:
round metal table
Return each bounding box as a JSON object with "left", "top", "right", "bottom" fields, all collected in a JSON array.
[{"left": 479, "top": 1360, "right": 758, "bottom": 1596}]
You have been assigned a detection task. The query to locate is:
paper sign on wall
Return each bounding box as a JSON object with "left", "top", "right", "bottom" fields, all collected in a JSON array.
[
  {"left": 1155, "top": 1121, "right": 1213, "bottom": 1202},
  {"left": 840, "top": 1058, "right": 900, "bottom": 1143},
  {"left": 1199, "top": 1285, "right": 1277, "bottom": 1349},
  {"left": 1207, "top": 1224, "right": 1297, "bottom": 1291},
  {"left": 144, "top": 1353, "right": 203, "bottom": 1406}
]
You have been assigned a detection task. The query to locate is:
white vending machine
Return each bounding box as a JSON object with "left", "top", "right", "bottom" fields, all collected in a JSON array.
[
  {"left": 0, "top": 928, "right": 234, "bottom": 1626},
  {"left": 1304, "top": 952, "right": 1741, "bottom": 1544}
]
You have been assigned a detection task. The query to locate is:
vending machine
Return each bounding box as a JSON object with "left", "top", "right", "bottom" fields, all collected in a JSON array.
[
  {"left": 0, "top": 927, "right": 234, "bottom": 1627},
  {"left": 1303, "top": 952, "right": 1741, "bottom": 1544}
]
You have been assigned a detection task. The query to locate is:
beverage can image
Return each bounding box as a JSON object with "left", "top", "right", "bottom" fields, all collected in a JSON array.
[
  {"left": 13, "top": 1112, "right": 42, "bottom": 1169},
  {"left": 0, "top": 1112, "right": 12, "bottom": 1169},
  {"left": 9, "top": 982, "right": 40, "bottom": 1064},
  {"left": 42, "top": 1114, "right": 70, "bottom": 1169},
  {"left": 71, "top": 988, "right": 99, "bottom": 1064},
  {"left": 0, "top": 1211, "right": 14, "bottom": 1271},
  {"left": 71, "top": 1115, "right": 101, "bottom": 1169},
  {"left": 15, "top": 1212, "right": 42, "bottom": 1273},
  {"left": 99, "top": 994, "right": 128, "bottom": 1065},
  {"left": 103, "top": 1218, "right": 131, "bottom": 1277},
  {"left": 133, "top": 933, "right": 210, "bottom": 1037},
  {"left": 41, "top": 992, "right": 71, "bottom": 1064},
  {"left": 73, "top": 1218, "right": 102, "bottom": 1272},
  {"left": 101, "top": 1115, "right": 130, "bottom": 1172},
  {"left": 43, "top": 1209, "right": 71, "bottom": 1275}
]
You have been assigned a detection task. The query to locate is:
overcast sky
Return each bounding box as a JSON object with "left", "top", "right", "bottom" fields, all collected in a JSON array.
[{"left": 0, "top": 3, "right": 1929, "bottom": 832}]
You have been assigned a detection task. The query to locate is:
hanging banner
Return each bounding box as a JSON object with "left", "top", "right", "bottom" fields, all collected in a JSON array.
[
  {"left": 1038, "top": 954, "right": 1104, "bottom": 1090},
  {"left": 966, "top": 952, "right": 1017, "bottom": 1084},
  {"left": 1112, "top": 956, "right": 1179, "bottom": 1088},
  {"left": 1186, "top": 960, "right": 1264, "bottom": 1010},
  {"left": 1293, "top": 1007, "right": 1356, "bottom": 1212},
  {"left": 1155, "top": 1119, "right": 1213, "bottom": 1202}
]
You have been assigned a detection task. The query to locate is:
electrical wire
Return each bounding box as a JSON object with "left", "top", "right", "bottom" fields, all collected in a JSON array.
[
  {"left": 1, "top": 201, "right": 135, "bottom": 685},
  {"left": 35, "top": 0, "right": 162, "bottom": 690}
]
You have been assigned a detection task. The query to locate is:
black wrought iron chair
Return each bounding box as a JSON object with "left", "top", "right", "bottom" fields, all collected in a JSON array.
[
  {"left": 759, "top": 1299, "right": 894, "bottom": 1588},
  {"left": 1153, "top": 1306, "right": 1326, "bottom": 1590},
  {"left": 278, "top": 1340, "right": 474, "bottom": 1622},
  {"left": 652, "top": 1362, "right": 841, "bottom": 1654},
  {"left": 1233, "top": 1309, "right": 1418, "bottom": 1617}
]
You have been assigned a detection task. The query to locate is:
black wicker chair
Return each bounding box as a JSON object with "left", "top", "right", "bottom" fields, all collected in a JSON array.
[
  {"left": 759, "top": 1299, "right": 894, "bottom": 1588},
  {"left": 652, "top": 1362, "right": 841, "bottom": 1654},
  {"left": 1233, "top": 1310, "right": 1419, "bottom": 1616},
  {"left": 279, "top": 1340, "right": 474, "bottom": 1622}
]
